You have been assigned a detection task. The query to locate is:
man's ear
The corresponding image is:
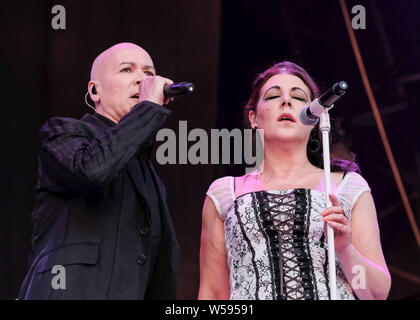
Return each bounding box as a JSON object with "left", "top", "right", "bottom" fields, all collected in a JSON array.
[
  {"left": 249, "top": 110, "right": 257, "bottom": 129},
  {"left": 88, "top": 80, "right": 100, "bottom": 103}
]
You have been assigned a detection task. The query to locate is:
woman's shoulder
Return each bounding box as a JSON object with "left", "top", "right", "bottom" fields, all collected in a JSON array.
[
  {"left": 337, "top": 171, "right": 371, "bottom": 209},
  {"left": 340, "top": 170, "right": 370, "bottom": 187},
  {"left": 207, "top": 175, "right": 235, "bottom": 191},
  {"left": 207, "top": 176, "right": 235, "bottom": 201},
  {"left": 207, "top": 171, "right": 260, "bottom": 198},
  {"left": 318, "top": 169, "right": 363, "bottom": 188},
  {"left": 235, "top": 170, "right": 259, "bottom": 183},
  {"left": 206, "top": 176, "right": 236, "bottom": 216}
]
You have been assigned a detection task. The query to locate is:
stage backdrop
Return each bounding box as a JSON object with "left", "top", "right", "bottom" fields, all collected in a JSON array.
[{"left": 1, "top": 0, "right": 419, "bottom": 299}]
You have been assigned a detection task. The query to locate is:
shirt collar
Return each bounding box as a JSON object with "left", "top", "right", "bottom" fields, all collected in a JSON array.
[
  {"left": 93, "top": 112, "right": 154, "bottom": 161},
  {"left": 93, "top": 112, "right": 117, "bottom": 127}
]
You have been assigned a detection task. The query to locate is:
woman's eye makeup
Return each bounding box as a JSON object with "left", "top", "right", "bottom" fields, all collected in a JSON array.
[
  {"left": 293, "top": 96, "right": 307, "bottom": 102},
  {"left": 263, "top": 86, "right": 309, "bottom": 102},
  {"left": 264, "top": 95, "right": 308, "bottom": 102}
]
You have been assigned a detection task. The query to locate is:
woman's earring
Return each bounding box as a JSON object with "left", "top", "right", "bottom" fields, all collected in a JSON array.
[
  {"left": 251, "top": 125, "right": 264, "bottom": 174},
  {"left": 252, "top": 126, "right": 258, "bottom": 159},
  {"left": 308, "top": 135, "right": 321, "bottom": 153}
]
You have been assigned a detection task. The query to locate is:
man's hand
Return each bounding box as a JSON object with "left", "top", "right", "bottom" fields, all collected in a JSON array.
[{"left": 138, "top": 75, "right": 174, "bottom": 106}]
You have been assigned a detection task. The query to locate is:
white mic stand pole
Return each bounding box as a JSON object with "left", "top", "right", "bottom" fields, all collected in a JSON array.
[
  {"left": 319, "top": 106, "right": 338, "bottom": 300},
  {"left": 300, "top": 81, "right": 348, "bottom": 300}
]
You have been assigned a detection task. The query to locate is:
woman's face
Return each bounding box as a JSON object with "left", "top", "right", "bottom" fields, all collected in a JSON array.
[{"left": 249, "top": 73, "right": 315, "bottom": 145}]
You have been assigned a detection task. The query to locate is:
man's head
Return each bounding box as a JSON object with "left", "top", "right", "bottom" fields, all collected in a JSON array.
[{"left": 88, "top": 42, "right": 156, "bottom": 122}]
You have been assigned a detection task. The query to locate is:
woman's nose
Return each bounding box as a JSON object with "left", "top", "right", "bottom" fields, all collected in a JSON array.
[{"left": 281, "top": 93, "right": 292, "bottom": 107}]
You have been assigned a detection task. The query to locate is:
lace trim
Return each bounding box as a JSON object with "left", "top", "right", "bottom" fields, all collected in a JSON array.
[{"left": 233, "top": 197, "right": 260, "bottom": 300}]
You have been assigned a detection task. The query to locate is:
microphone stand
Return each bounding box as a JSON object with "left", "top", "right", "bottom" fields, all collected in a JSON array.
[
  {"left": 319, "top": 106, "right": 338, "bottom": 300},
  {"left": 301, "top": 81, "right": 347, "bottom": 300}
]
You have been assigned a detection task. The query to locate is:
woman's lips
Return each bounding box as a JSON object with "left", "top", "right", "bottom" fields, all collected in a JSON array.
[{"left": 277, "top": 113, "right": 296, "bottom": 122}]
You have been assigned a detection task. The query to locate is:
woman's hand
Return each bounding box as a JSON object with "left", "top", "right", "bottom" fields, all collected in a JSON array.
[{"left": 322, "top": 193, "right": 352, "bottom": 254}]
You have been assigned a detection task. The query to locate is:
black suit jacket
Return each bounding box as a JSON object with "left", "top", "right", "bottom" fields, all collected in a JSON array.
[{"left": 18, "top": 101, "right": 179, "bottom": 299}]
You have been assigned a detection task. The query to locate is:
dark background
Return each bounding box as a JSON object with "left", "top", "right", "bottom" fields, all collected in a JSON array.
[{"left": 1, "top": 0, "right": 419, "bottom": 299}]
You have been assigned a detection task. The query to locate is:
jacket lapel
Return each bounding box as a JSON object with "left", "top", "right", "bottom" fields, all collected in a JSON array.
[{"left": 149, "top": 162, "right": 178, "bottom": 245}]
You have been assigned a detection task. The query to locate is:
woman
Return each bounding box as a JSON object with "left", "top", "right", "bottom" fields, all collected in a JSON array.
[{"left": 198, "top": 61, "right": 391, "bottom": 300}]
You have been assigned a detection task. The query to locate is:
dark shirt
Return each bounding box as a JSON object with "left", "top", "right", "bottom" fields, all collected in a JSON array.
[{"left": 93, "top": 112, "right": 162, "bottom": 294}]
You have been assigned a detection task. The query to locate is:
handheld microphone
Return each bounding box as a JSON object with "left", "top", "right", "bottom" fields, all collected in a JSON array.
[
  {"left": 163, "top": 82, "right": 195, "bottom": 98},
  {"left": 299, "top": 81, "right": 348, "bottom": 125}
]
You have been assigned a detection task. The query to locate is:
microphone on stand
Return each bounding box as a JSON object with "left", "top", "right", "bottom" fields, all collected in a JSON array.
[
  {"left": 163, "top": 82, "right": 196, "bottom": 98},
  {"left": 299, "top": 81, "right": 348, "bottom": 125}
]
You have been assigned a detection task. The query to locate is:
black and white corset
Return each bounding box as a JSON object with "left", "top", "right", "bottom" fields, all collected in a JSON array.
[{"left": 206, "top": 171, "right": 371, "bottom": 300}]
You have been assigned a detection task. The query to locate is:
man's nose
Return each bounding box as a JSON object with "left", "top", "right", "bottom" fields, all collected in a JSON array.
[{"left": 134, "top": 70, "right": 145, "bottom": 85}]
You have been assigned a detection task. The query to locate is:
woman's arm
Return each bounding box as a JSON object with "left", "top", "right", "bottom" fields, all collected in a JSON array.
[
  {"left": 198, "top": 196, "right": 230, "bottom": 300},
  {"left": 323, "top": 192, "right": 392, "bottom": 300}
]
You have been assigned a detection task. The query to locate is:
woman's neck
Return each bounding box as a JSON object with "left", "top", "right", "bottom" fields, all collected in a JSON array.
[{"left": 261, "top": 141, "right": 315, "bottom": 179}]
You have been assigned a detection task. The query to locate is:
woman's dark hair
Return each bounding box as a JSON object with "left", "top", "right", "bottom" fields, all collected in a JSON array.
[{"left": 244, "top": 61, "right": 360, "bottom": 173}]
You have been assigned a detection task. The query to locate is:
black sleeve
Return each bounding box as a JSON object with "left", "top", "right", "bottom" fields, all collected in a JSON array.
[{"left": 38, "top": 101, "right": 171, "bottom": 192}]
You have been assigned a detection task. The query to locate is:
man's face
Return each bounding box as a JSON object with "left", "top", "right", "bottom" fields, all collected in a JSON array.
[{"left": 94, "top": 45, "right": 156, "bottom": 122}]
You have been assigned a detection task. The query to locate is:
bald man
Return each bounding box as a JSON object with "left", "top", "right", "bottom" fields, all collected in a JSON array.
[{"left": 18, "top": 43, "right": 180, "bottom": 299}]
